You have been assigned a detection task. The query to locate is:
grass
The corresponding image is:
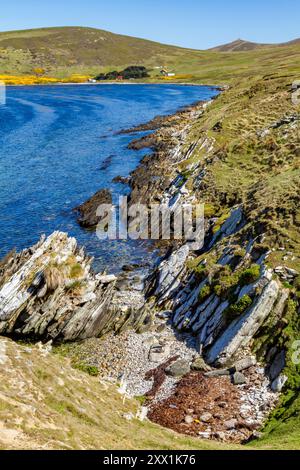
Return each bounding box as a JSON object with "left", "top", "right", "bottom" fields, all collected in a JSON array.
[
  {"left": 0, "top": 337, "right": 241, "bottom": 450},
  {"left": 1, "top": 336, "right": 299, "bottom": 450},
  {"left": 0, "top": 26, "right": 299, "bottom": 86}
]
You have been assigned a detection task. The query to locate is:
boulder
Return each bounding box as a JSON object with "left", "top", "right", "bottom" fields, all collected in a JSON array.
[
  {"left": 148, "top": 343, "right": 170, "bottom": 363},
  {"left": 96, "top": 274, "right": 117, "bottom": 284},
  {"left": 204, "top": 369, "right": 230, "bottom": 378},
  {"left": 200, "top": 412, "right": 212, "bottom": 423},
  {"left": 224, "top": 419, "right": 238, "bottom": 430},
  {"left": 232, "top": 371, "right": 247, "bottom": 385},
  {"left": 233, "top": 356, "right": 257, "bottom": 372},
  {"left": 191, "top": 357, "right": 211, "bottom": 372},
  {"left": 165, "top": 359, "right": 190, "bottom": 377},
  {"left": 271, "top": 374, "right": 288, "bottom": 392},
  {"left": 184, "top": 415, "right": 194, "bottom": 424}
]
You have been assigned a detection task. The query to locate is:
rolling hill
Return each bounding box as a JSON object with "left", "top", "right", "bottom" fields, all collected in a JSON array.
[
  {"left": 0, "top": 26, "right": 300, "bottom": 82},
  {"left": 0, "top": 26, "right": 199, "bottom": 77}
]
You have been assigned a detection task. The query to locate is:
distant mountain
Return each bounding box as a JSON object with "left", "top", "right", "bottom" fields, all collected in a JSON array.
[{"left": 210, "top": 38, "right": 300, "bottom": 52}]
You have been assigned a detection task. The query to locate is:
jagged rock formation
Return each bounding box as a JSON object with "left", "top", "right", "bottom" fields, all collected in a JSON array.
[
  {"left": 146, "top": 209, "right": 286, "bottom": 370},
  {"left": 0, "top": 232, "right": 147, "bottom": 341}
]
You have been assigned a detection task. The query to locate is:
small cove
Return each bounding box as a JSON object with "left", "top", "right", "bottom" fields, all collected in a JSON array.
[{"left": 0, "top": 84, "right": 219, "bottom": 272}]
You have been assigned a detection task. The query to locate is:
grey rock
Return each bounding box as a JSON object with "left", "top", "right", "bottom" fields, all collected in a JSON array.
[
  {"left": 191, "top": 357, "right": 211, "bottom": 372},
  {"left": 0, "top": 232, "right": 144, "bottom": 342},
  {"left": 157, "top": 310, "right": 172, "bottom": 320},
  {"left": 153, "top": 244, "right": 190, "bottom": 302},
  {"left": 96, "top": 274, "right": 117, "bottom": 284},
  {"left": 149, "top": 343, "right": 170, "bottom": 363},
  {"left": 200, "top": 412, "right": 213, "bottom": 423},
  {"left": 204, "top": 369, "right": 230, "bottom": 378},
  {"left": 208, "top": 207, "right": 244, "bottom": 249},
  {"left": 206, "top": 280, "right": 280, "bottom": 365},
  {"left": 184, "top": 415, "right": 194, "bottom": 424},
  {"left": 165, "top": 359, "right": 190, "bottom": 377},
  {"left": 224, "top": 419, "right": 238, "bottom": 430},
  {"left": 232, "top": 371, "right": 247, "bottom": 385},
  {"left": 233, "top": 356, "right": 257, "bottom": 372},
  {"left": 198, "top": 432, "right": 212, "bottom": 439},
  {"left": 286, "top": 267, "right": 298, "bottom": 277}
]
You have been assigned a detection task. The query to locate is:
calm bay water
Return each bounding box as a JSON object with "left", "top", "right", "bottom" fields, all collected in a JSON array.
[{"left": 0, "top": 84, "right": 218, "bottom": 272}]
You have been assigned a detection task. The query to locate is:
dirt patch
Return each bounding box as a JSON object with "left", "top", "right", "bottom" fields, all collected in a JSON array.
[
  {"left": 145, "top": 356, "right": 179, "bottom": 399},
  {"left": 148, "top": 369, "right": 266, "bottom": 444}
]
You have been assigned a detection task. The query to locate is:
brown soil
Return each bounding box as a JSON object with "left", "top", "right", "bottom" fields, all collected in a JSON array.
[
  {"left": 145, "top": 356, "right": 179, "bottom": 399},
  {"left": 148, "top": 371, "right": 259, "bottom": 444}
]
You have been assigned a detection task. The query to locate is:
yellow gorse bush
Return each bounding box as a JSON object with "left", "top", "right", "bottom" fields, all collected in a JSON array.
[{"left": 0, "top": 75, "right": 91, "bottom": 85}]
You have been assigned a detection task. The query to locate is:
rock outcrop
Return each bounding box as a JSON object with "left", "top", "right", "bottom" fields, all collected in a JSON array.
[
  {"left": 74, "top": 188, "right": 112, "bottom": 228},
  {"left": 0, "top": 232, "right": 147, "bottom": 341}
]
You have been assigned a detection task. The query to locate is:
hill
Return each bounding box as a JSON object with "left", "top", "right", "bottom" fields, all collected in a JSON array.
[
  {"left": 210, "top": 39, "right": 268, "bottom": 52},
  {"left": 0, "top": 26, "right": 199, "bottom": 77},
  {"left": 210, "top": 37, "right": 300, "bottom": 52},
  {"left": 0, "top": 27, "right": 300, "bottom": 86}
]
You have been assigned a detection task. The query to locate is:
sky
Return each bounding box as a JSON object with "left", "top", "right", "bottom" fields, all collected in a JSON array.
[{"left": 0, "top": 0, "right": 299, "bottom": 49}]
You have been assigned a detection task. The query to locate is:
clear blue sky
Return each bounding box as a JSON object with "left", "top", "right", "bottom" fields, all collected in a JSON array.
[{"left": 1, "top": 0, "right": 299, "bottom": 49}]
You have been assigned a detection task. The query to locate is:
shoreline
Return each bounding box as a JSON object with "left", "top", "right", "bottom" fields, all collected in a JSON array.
[{"left": 5, "top": 81, "right": 225, "bottom": 90}]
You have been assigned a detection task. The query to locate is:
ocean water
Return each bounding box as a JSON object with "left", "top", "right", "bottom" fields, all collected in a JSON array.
[{"left": 0, "top": 84, "right": 218, "bottom": 272}]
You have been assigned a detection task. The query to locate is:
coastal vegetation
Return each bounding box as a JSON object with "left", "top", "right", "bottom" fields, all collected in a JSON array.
[
  {"left": 95, "top": 66, "right": 149, "bottom": 81},
  {"left": 0, "top": 73, "right": 90, "bottom": 85}
]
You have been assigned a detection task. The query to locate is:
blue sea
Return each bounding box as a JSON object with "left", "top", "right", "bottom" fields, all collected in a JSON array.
[{"left": 0, "top": 84, "right": 218, "bottom": 272}]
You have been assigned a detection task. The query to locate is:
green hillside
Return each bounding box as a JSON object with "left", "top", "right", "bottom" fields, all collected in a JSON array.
[
  {"left": 0, "top": 26, "right": 299, "bottom": 83},
  {"left": 0, "top": 26, "right": 199, "bottom": 77}
]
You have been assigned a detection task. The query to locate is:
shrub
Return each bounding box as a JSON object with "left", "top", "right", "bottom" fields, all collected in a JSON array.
[
  {"left": 69, "top": 263, "right": 84, "bottom": 279},
  {"left": 198, "top": 285, "right": 211, "bottom": 302},
  {"left": 233, "top": 247, "right": 246, "bottom": 258},
  {"left": 65, "top": 280, "right": 85, "bottom": 296},
  {"left": 212, "top": 265, "right": 239, "bottom": 298},
  {"left": 193, "top": 263, "right": 208, "bottom": 280},
  {"left": 225, "top": 295, "right": 253, "bottom": 322},
  {"left": 73, "top": 362, "right": 99, "bottom": 377}
]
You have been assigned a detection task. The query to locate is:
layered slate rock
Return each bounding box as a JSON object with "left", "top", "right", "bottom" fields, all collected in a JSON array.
[{"left": 206, "top": 280, "right": 280, "bottom": 366}]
